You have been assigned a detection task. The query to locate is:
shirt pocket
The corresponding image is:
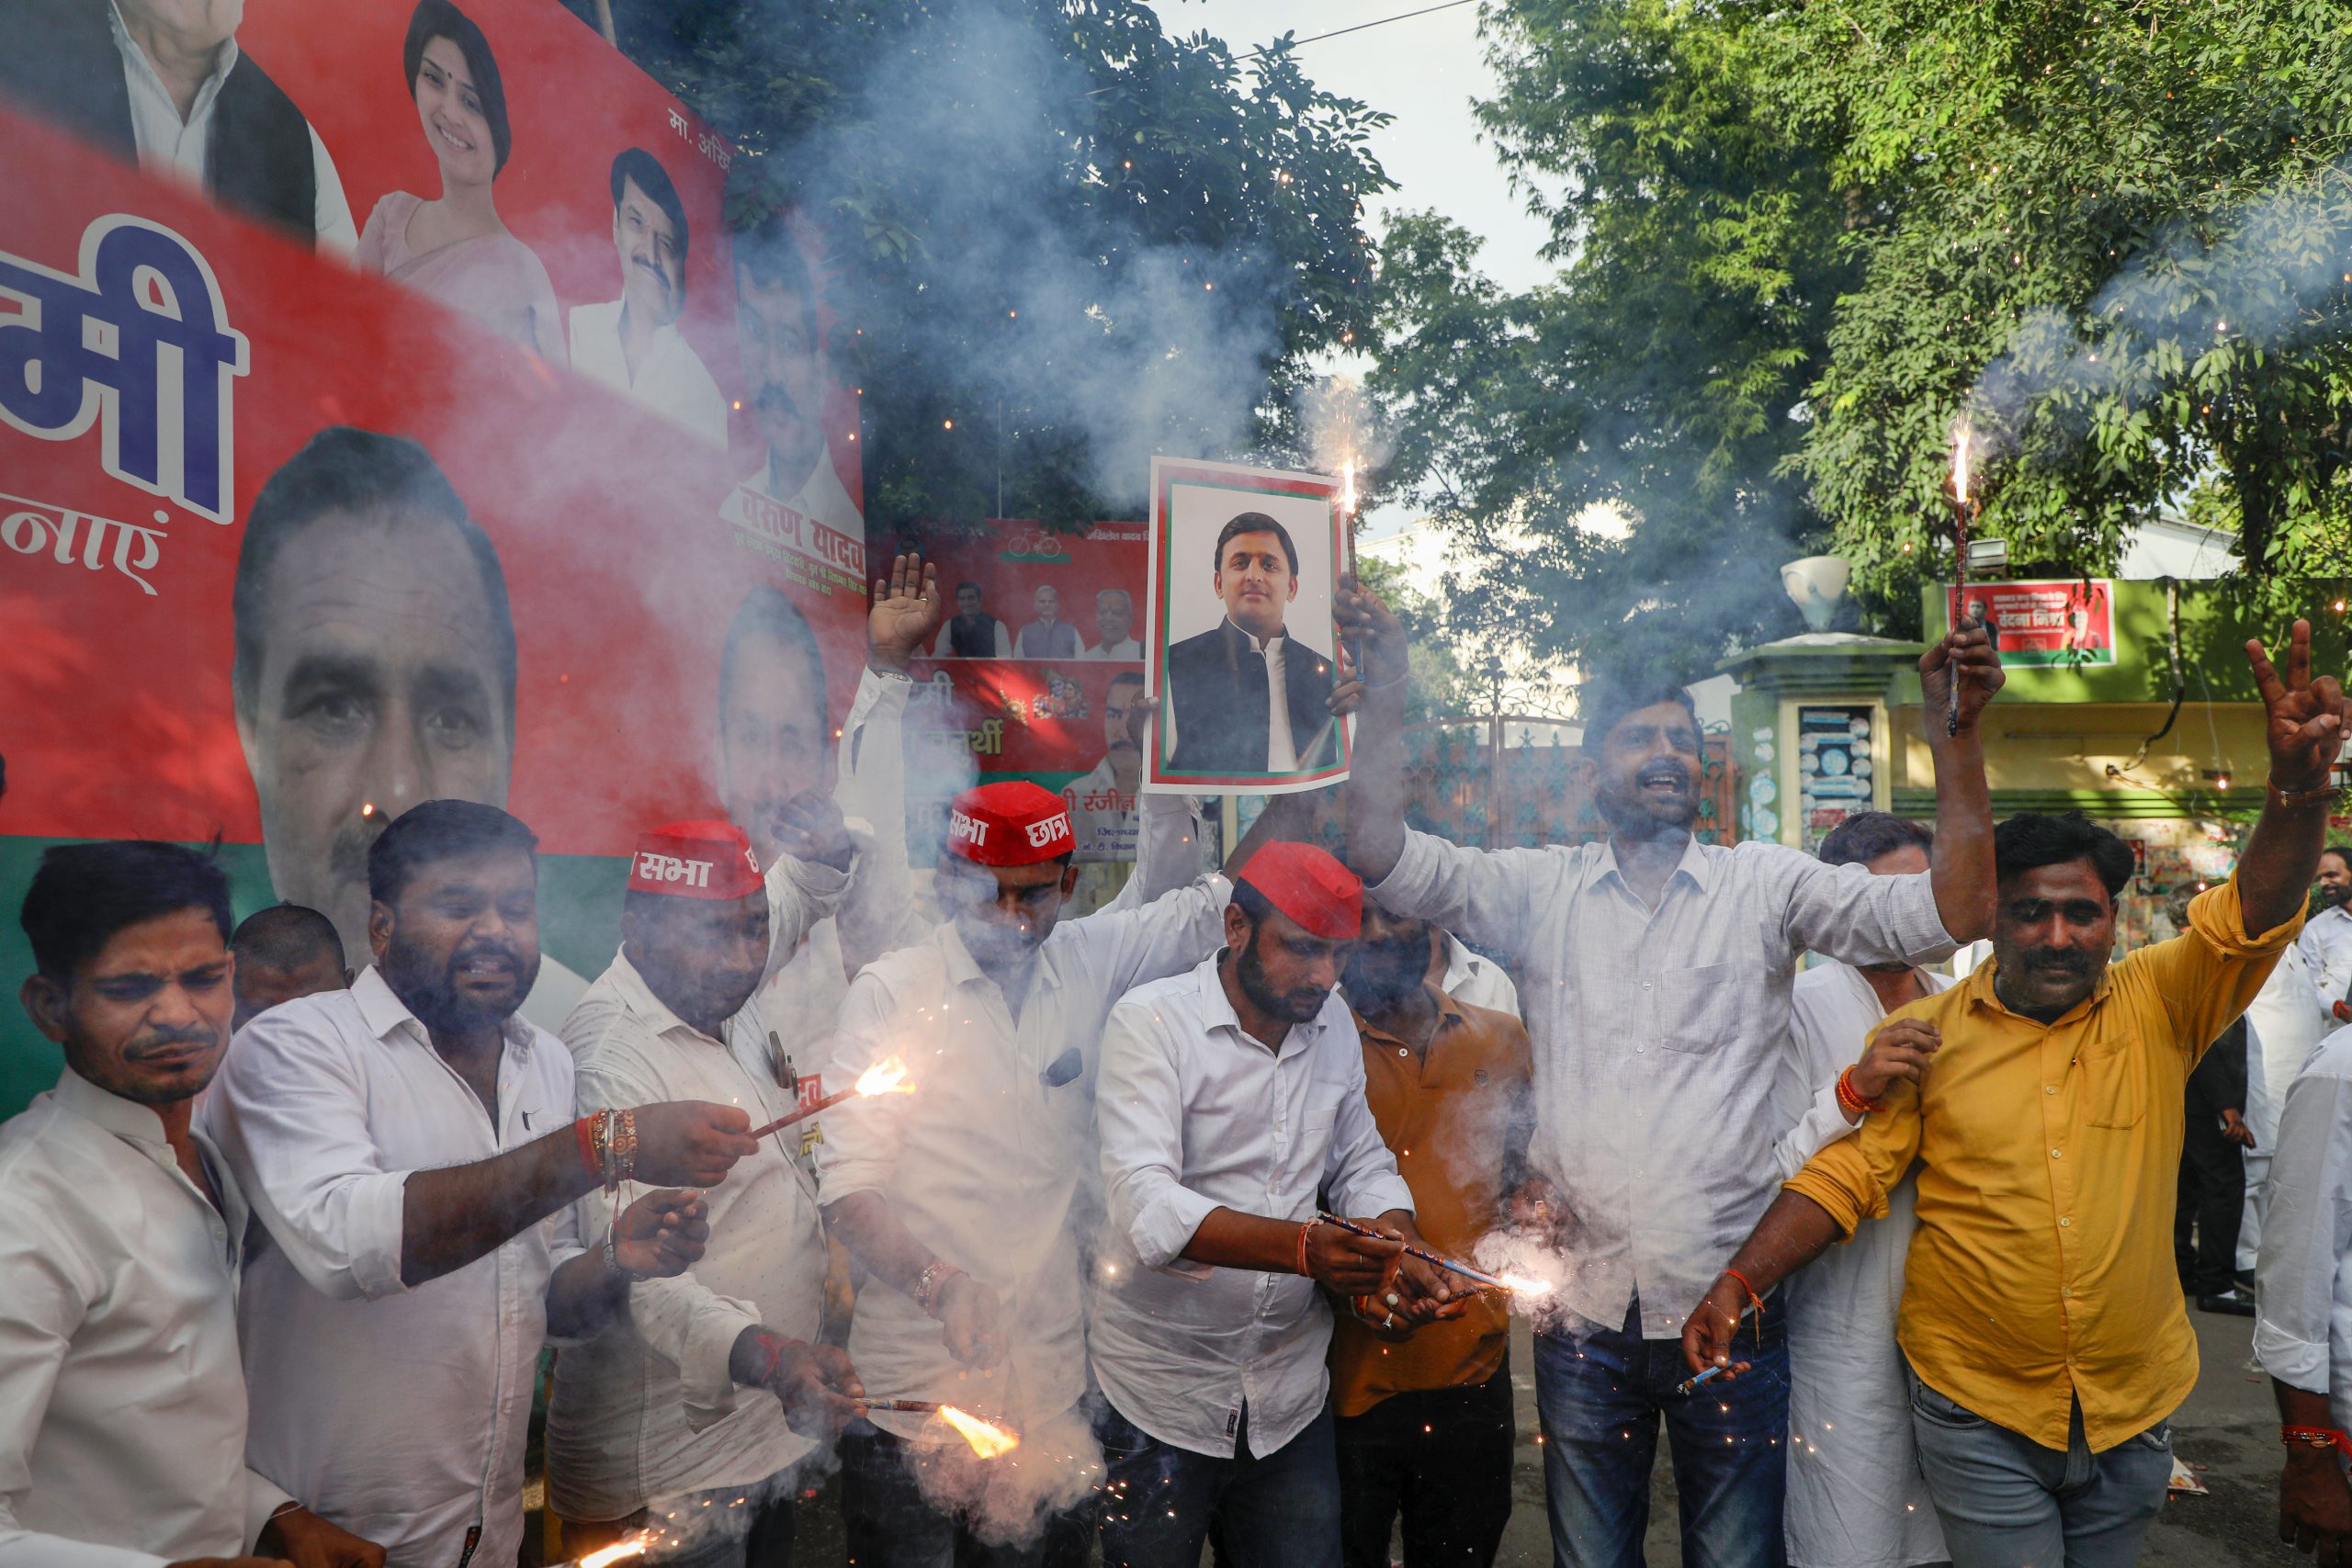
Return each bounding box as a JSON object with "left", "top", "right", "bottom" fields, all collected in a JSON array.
[
  {"left": 1657, "top": 963, "right": 1738, "bottom": 1055},
  {"left": 2075, "top": 1035, "right": 2148, "bottom": 1129}
]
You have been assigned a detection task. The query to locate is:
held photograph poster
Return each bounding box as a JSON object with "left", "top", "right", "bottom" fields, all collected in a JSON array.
[
  {"left": 0, "top": 0, "right": 870, "bottom": 1121},
  {"left": 1143, "top": 457, "right": 1352, "bottom": 796}
]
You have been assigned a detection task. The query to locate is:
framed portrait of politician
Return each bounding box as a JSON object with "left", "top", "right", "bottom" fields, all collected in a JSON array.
[{"left": 1144, "top": 457, "right": 1351, "bottom": 796}]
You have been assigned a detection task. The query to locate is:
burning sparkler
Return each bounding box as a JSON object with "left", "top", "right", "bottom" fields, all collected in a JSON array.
[
  {"left": 747, "top": 1056, "right": 912, "bottom": 1140},
  {"left": 865, "top": 1400, "right": 1022, "bottom": 1457},
  {"left": 1337, "top": 458, "right": 1358, "bottom": 520},
  {"left": 1317, "top": 1213, "right": 1553, "bottom": 1301},
  {"left": 1946, "top": 421, "right": 1978, "bottom": 738},
  {"left": 561, "top": 1529, "right": 656, "bottom": 1567}
]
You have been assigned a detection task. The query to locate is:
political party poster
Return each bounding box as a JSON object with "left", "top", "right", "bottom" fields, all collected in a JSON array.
[
  {"left": 894, "top": 520, "right": 1148, "bottom": 864},
  {"left": 1144, "top": 457, "right": 1351, "bottom": 795},
  {"left": 0, "top": 100, "right": 866, "bottom": 1117},
  {"left": 1948, "top": 579, "right": 2117, "bottom": 667}
]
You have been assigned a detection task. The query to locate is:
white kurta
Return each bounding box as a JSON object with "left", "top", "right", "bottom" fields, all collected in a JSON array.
[
  {"left": 548, "top": 953, "right": 829, "bottom": 1521},
  {"left": 2303, "top": 906, "right": 2352, "bottom": 1036},
  {"left": 566, "top": 299, "right": 730, "bottom": 448},
  {"left": 2241, "top": 945, "right": 2332, "bottom": 1269},
  {"left": 1770, "top": 961, "right": 1952, "bottom": 1568},
  {"left": 0, "top": 1070, "right": 294, "bottom": 1568},
  {"left": 2255, "top": 1028, "right": 2352, "bottom": 1435}
]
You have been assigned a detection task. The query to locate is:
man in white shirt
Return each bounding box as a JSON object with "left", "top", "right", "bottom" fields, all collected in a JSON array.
[
  {"left": 2256, "top": 1001, "right": 2352, "bottom": 1562},
  {"left": 1767, "top": 813, "right": 1953, "bottom": 1568},
  {"left": 568, "top": 148, "right": 729, "bottom": 448},
  {"left": 1339, "top": 583, "right": 2001, "bottom": 1568},
  {"left": 717, "top": 554, "right": 940, "bottom": 1100},
  {"left": 820, "top": 779, "right": 1250, "bottom": 1567},
  {"left": 551, "top": 819, "right": 865, "bottom": 1567},
  {"left": 1, "top": 0, "right": 356, "bottom": 250},
  {"left": 1092, "top": 841, "right": 1455, "bottom": 1568},
  {"left": 1063, "top": 671, "right": 1145, "bottom": 864},
  {"left": 1, "top": 840, "right": 381, "bottom": 1568},
  {"left": 733, "top": 215, "right": 861, "bottom": 535},
  {"left": 2236, "top": 940, "right": 2330, "bottom": 1276},
  {"left": 2303, "top": 844, "right": 2352, "bottom": 1032},
  {"left": 1083, "top": 588, "right": 1143, "bottom": 660},
  {"left": 205, "top": 800, "right": 752, "bottom": 1568}
]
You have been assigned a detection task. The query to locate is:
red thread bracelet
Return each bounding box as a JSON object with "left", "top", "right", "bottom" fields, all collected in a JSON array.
[
  {"left": 574, "top": 1113, "right": 601, "bottom": 1179},
  {"left": 2283, "top": 1425, "right": 2352, "bottom": 1452},
  {"left": 1296, "top": 1218, "right": 1322, "bottom": 1279},
  {"left": 1836, "top": 1066, "right": 1884, "bottom": 1116}
]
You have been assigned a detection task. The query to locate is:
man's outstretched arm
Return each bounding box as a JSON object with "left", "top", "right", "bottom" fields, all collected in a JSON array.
[
  {"left": 2237, "top": 620, "right": 2351, "bottom": 936},
  {"left": 1680, "top": 1190, "right": 1844, "bottom": 1377},
  {"left": 1918, "top": 622, "right": 2003, "bottom": 944},
  {"left": 1335, "top": 578, "right": 1413, "bottom": 886}
]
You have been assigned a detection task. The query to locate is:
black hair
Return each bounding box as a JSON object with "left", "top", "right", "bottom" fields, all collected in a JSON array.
[
  {"left": 232, "top": 903, "right": 345, "bottom": 973},
  {"left": 402, "top": 0, "right": 513, "bottom": 175},
  {"left": 232, "top": 427, "right": 517, "bottom": 737},
  {"left": 718, "top": 584, "right": 830, "bottom": 721},
  {"left": 1106, "top": 670, "right": 1148, "bottom": 693},
  {"left": 2323, "top": 843, "right": 2352, "bottom": 872},
  {"left": 1992, "top": 811, "right": 2136, "bottom": 900},
  {"left": 1230, "top": 878, "right": 1274, "bottom": 926},
  {"left": 1818, "top": 811, "right": 1935, "bottom": 869},
  {"left": 1213, "top": 512, "right": 1300, "bottom": 576},
  {"left": 368, "top": 799, "right": 537, "bottom": 908},
  {"left": 733, "top": 215, "right": 820, "bottom": 350},
  {"left": 1577, "top": 675, "right": 1699, "bottom": 758},
  {"left": 956, "top": 580, "right": 984, "bottom": 597},
  {"left": 21, "top": 840, "right": 231, "bottom": 981},
  {"left": 610, "top": 147, "right": 688, "bottom": 265}
]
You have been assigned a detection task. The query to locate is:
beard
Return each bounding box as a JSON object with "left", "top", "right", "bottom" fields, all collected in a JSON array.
[
  {"left": 1237, "top": 937, "right": 1330, "bottom": 1024},
  {"left": 383, "top": 929, "right": 538, "bottom": 1034},
  {"left": 2321, "top": 882, "right": 2351, "bottom": 911}
]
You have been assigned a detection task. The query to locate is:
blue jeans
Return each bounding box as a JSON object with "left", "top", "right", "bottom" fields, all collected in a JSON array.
[
  {"left": 1533, "top": 1297, "right": 1790, "bottom": 1568},
  {"left": 1907, "top": 1376, "right": 2172, "bottom": 1568},
  {"left": 1096, "top": 1401, "right": 1343, "bottom": 1568}
]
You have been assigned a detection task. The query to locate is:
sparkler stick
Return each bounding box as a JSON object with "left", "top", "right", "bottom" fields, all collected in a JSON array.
[
  {"left": 1671, "top": 1293, "right": 1763, "bottom": 1396},
  {"left": 1948, "top": 424, "right": 1975, "bottom": 738},
  {"left": 1316, "top": 1213, "right": 1550, "bottom": 1296},
  {"left": 865, "top": 1398, "right": 944, "bottom": 1413},
  {"left": 746, "top": 1056, "right": 910, "bottom": 1139}
]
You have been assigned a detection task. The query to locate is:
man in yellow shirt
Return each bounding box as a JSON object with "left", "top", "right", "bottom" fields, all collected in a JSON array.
[{"left": 1684, "top": 623, "right": 2349, "bottom": 1568}]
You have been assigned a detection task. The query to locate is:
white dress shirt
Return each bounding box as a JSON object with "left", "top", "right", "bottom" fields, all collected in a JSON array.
[
  {"left": 1252, "top": 626, "right": 1298, "bottom": 771},
  {"left": 1439, "top": 931, "right": 1521, "bottom": 1018},
  {"left": 1370, "top": 829, "right": 1955, "bottom": 1337},
  {"left": 567, "top": 299, "right": 730, "bottom": 448},
  {"left": 0, "top": 1069, "right": 295, "bottom": 1568},
  {"left": 1085, "top": 637, "right": 1144, "bottom": 660},
  {"left": 757, "top": 448, "right": 864, "bottom": 536},
  {"left": 751, "top": 667, "right": 921, "bottom": 1099},
  {"left": 201, "top": 967, "right": 584, "bottom": 1568},
  {"left": 548, "top": 953, "right": 829, "bottom": 1521},
  {"left": 1770, "top": 963, "right": 1952, "bottom": 1568},
  {"left": 2255, "top": 1027, "right": 2352, "bottom": 1428},
  {"left": 2242, "top": 946, "right": 2333, "bottom": 1271},
  {"left": 1091, "top": 955, "right": 1415, "bottom": 1460},
  {"left": 2303, "top": 906, "right": 2352, "bottom": 1034},
  {"left": 107, "top": 3, "right": 356, "bottom": 253},
  {"left": 819, "top": 814, "right": 1227, "bottom": 1442}
]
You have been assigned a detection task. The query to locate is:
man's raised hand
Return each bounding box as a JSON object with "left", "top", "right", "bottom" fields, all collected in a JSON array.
[
  {"left": 869, "top": 550, "right": 944, "bottom": 674},
  {"left": 1334, "top": 575, "right": 1409, "bottom": 690},
  {"left": 2248, "top": 620, "right": 2350, "bottom": 795},
  {"left": 1918, "top": 620, "right": 2004, "bottom": 739}
]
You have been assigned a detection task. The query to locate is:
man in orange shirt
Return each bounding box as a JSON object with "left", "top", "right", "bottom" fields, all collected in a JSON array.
[{"left": 1330, "top": 903, "right": 1534, "bottom": 1568}]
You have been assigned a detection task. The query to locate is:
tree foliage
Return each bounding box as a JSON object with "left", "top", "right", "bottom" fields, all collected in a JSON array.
[
  {"left": 1371, "top": 0, "right": 2352, "bottom": 678},
  {"left": 605, "top": 0, "right": 1393, "bottom": 529}
]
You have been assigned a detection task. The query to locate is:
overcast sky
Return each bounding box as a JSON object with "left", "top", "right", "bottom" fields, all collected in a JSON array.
[{"left": 1161, "top": 0, "right": 1558, "bottom": 296}]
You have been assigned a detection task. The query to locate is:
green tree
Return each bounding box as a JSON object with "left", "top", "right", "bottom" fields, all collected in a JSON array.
[{"left": 608, "top": 0, "right": 1393, "bottom": 530}]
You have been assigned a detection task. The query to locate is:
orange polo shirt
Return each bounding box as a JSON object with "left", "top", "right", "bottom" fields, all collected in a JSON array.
[{"left": 1330, "top": 989, "right": 1533, "bottom": 1417}]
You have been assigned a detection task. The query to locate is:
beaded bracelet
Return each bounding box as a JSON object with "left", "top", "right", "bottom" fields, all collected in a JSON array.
[
  {"left": 2283, "top": 1425, "right": 2351, "bottom": 1452},
  {"left": 1836, "top": 1066, "right": 1885, "bottom": 1117}
]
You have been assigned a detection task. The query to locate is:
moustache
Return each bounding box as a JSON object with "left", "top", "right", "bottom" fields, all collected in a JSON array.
[
  {"left": 447, "top": 941, "right": 524, "bottom": 976},
  {"left": 126, "top": 1026, "right": 220, "bottom": 1060},
  {"left": 753, "top": 383, "right": 802, "bottom": 421},
  {"left": 2021, "top": 952, "right": 2093, "bottom": 976},
  {"left": 1637, "top": 764, "right": 1691, "bottom": 788}
]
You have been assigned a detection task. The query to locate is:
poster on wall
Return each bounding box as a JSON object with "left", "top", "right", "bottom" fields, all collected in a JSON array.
[
  {"left": 1143, "top": 457, "right": 1351, "bottom": 796},
  {"left": 1948, "top": 579, "right": 2115, "bottom": 667},
  {"left": 895, "top": 520, "right": 1148, "bottom": 863},
  {"left": 0, "top": 96, "right": 865, "bottom": 1116},
  {"left": 1795, "top": 705, "right": 1875, "bottom": 853}
]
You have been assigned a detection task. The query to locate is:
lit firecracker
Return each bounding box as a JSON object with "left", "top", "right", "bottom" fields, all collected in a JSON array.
[
  {"left": 865, "top": 1399, "right": 1023, "bottom": 1458},
  {"left": 748, "top": 1056, "right": 911, "bottom": 1140},
  {"left": 1338, "top": 458, "right": 1358, "bottom": 520},
  {"left": 1947, "top": 421, "right": 1978, "bottom": 739},
  {"left": 1316, "top": 1213, "right": 1552, "bottom": 1302},
  {"left": 562, "top": 1529, "right": 657, "bottom": 1567}
]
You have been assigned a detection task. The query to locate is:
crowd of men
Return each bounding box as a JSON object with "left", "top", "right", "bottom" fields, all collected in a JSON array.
[{"left": 7, "top": 551, "right": 2352, "bottom": 1568}]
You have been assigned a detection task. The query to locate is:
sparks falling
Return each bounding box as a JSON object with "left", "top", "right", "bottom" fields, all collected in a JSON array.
[
  {"left": 568, "top": 1530, "right": 655, "bottom": 1567},
  {"left": 938, "top": 1404, "right": 1021, "bottom": 1459}
]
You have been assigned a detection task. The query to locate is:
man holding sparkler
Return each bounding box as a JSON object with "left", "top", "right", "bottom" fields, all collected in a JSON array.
[
  {"left": 204, "top": 800, "right": 752, "bottom": 1568},
  {"left": 1693, "top": 623, "right": 2349, "bottom": 1568},
  {"left": 1338, "top": 583, "right": 2003, "bottom": 1568},
  {"left": 820, "top": 778, "right": 1256, "bottom": 1568},
  {"left": 1091, "top": 843, "right": 1459, "bottom": 1568},
  {"left": 1325, "top": 902, "right": 1533, "bottom": 1568},
  {"left": 549, "top": 819, "right": 866, "bottom": 1568},
  {"left": 0, "top": 842, "right": 384, "bottom": 1568}
]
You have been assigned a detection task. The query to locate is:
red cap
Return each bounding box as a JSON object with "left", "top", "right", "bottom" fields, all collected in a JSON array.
[
  {"left": 628, "top": 820, "right": 763, "bottom": 900},
  {"left": 1236, "top": 840, "right": 1363, "bottom": 940},
  {"left": 946, "top": 781, "right": 1074, "bottom": 867}
]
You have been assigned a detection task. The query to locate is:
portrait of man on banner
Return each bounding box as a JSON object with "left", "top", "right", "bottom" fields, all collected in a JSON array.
[{"left": 1144, "top": 457, "right": 1351, "bottom": 795}]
